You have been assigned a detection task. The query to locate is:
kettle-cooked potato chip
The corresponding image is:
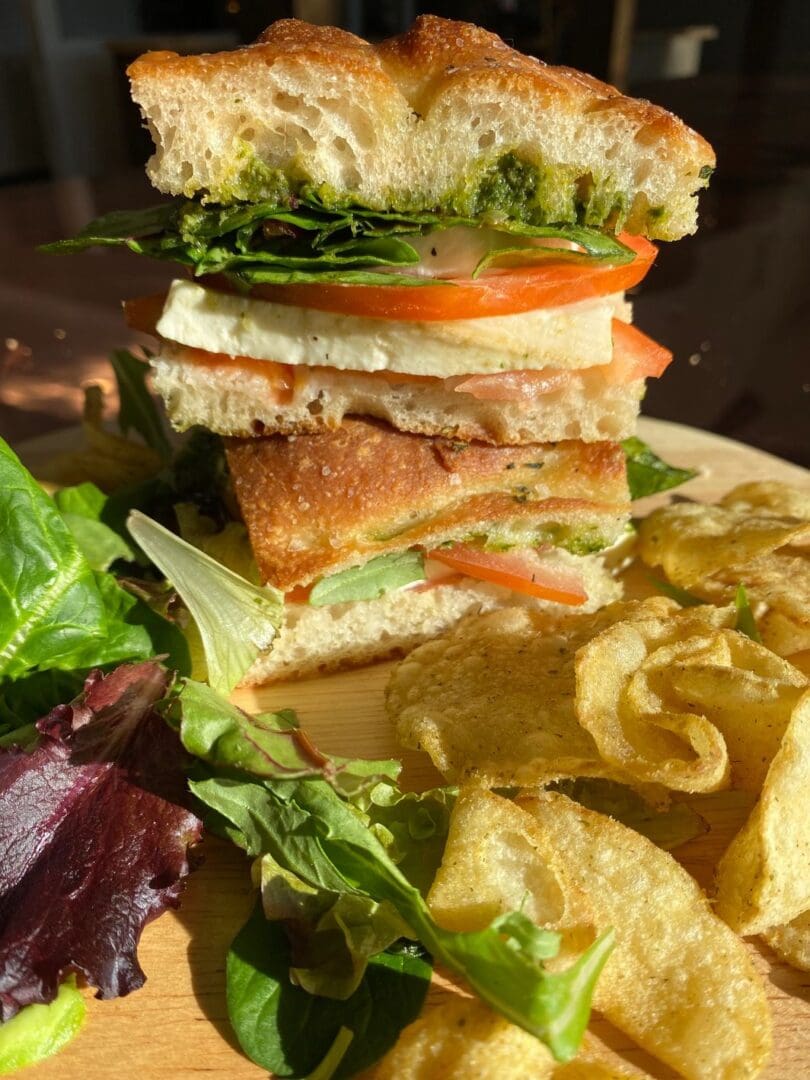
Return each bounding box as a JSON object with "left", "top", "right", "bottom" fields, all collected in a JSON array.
[
  {"left": 763, "top": 911, "right": 810, "bottom": 972},
  {"left": 429, "top": 789, "right": 772, "bottom": 1080},
  {"left": 371, "top": 995, "right": 649, "bottom": 1079},
  {"left": 638, "top": 483, "right": 810, "bottom": 656},
  {"left": 715, "top": 689, "right": 810, "bottom": 935},
  {"left": 387, "top": 603, "right": 663, "bottom": 788},
  {"left": 577, "top": 616, "right": 807, "bottom": 793}
]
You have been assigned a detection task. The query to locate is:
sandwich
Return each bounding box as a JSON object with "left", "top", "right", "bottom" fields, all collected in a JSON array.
[{"left": 47, "top": 16, "right": 714, "bottom": 682}]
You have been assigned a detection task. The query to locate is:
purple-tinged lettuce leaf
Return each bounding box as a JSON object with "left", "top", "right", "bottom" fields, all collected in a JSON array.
[{"left": 0, "top": 661, "right": 202, "bottom": 1020}]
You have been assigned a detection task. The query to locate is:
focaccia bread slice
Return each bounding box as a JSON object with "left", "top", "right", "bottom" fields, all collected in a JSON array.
[
  {"left": 129, "top": 16, "right": 714, "bottom": 240},
  {"left": 226, "top": 418, "right": 630, "bottom": 591},
  {"left": 151, "top": 344, "right": 643, "bottom": 445},
  {"left": 243, "top": 550, "right": 621, "bottom": 685}
]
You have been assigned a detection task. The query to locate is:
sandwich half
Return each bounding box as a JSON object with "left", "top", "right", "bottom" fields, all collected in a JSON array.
[
  {"left": 226, "top": 418, "right": 630, "bottom": 683},
  {"left": 50, "top": 16, "right": 712, "bottom": 447}
]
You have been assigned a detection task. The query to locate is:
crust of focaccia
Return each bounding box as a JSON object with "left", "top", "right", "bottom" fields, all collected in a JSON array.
[
  {"left": 226, "top": 418, "right": 629, "bottom": 590},
  {"left": 150, "top": 347, "right": 644, "bottom": 445},
  {"left": 128, "top": 16, "right": 714, "bottom": 239},
  {"left": 242, "top": 553, "right": 622, "bottom": 684}
]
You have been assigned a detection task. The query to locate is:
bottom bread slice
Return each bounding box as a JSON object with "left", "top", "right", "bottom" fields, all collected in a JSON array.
[{"left": 242, "top": 551, "right": 622, "bottom": 685}]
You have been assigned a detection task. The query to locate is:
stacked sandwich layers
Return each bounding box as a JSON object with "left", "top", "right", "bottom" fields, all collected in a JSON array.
[{"left": 55, "top": 17, "right": 714, "bottom": 683}]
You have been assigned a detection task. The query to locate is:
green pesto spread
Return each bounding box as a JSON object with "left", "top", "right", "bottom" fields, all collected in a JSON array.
[{"left": 206, "top": 145, "right": 653, "bottom": 233}]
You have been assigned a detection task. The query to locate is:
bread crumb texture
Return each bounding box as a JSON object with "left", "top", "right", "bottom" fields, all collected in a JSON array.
[{"left": 128, "top": 16, "right": 714, "bottom": 240}]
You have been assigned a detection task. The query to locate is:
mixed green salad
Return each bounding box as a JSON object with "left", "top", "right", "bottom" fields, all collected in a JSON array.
[{"left": 0, "top": 355, "right": 697, "bottom": 1076}]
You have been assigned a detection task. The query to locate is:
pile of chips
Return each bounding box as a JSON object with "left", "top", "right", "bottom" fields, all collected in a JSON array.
[{"left": 382, "top": 482, "right": 810, "bottom": 1079}]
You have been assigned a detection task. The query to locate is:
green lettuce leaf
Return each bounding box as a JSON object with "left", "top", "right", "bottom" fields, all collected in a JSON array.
[
  {"left": 227, "top": 906, "right": 430, "bottom": 1080},
  {"left": 308, "top": 551, "right": 425, "bottom": 607},
  {"left": 0, "top": 977, "right": 86, "bottom": 1074},
  {"left": 126, "top": 511, "right": 283, "bottom": 693},
  {"left": 42, "top": 196, "right": 636, "bottom": 287},
  {"left": 0, "top": 439, "right": 152, "bottom": 681},
  {"left": 54, "top": 482, "right": 135, "bottom": 571},
  {"left": 734, "top": 583, "right": 762, "bottom": 643},
  {"left": 109, "top": 349, "right": 173, "bottom": 462},
  {"left": 622, "top": 437, "right": 697, "bottom": 500},
  {"left": 193, "top": 769, "right": 612, "bottom": 1062}
]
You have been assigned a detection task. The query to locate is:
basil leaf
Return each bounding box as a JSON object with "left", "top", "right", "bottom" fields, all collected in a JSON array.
[
  {"left": 0, "top": 977, "right": 86, "bottom": 1073},
  {"left": 0, "top": 439, "right": 152, "bottom": 680},
  {"left": 126, "top": 510, "right": 283, "bottom": 693},
  {"left": 472, "top": 227, "right": 634, "bottom": 277},
  {"left": 227, "top": 906, "right": 431, "bottom": 1079},
  {"left": 109, "top": 349, "right": 173, "bottom": 462},
  {"left": 309, "top": 551, "right": 426, "bottom": 607},
  {"left": 734, "top": 583, "right": 762, "bottom": 643},
  {"left": 43, "top": 195, "right": 637, "bottom": 286},
  {"left": 622, "top": 437, "right": 697, "bottom": 500},
  {"left": 54, "top": 482, "right": 135, "bottom": 571}
]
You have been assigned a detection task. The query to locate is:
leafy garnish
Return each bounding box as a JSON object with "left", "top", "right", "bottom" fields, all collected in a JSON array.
[
  {"left": 109, "top": 349, "right": 172, "bottom": 462},
  {"left": 472, "top": 226, "right": 634, "bottom": 277},
  {"left": 42, "top": 196, "right": 636, "bottom": 287},
  {"left": 126, "top": 511, "right": 283, "bottom": 693},
  {"left": 54, "top": 482, "right": 135, "bottom": 571},
  {"left": 0, "top": 439, "right": 153, "bottom": 681},
  {"left": 646, "top": 573, "right": 704, "bottom": 608},
  {"left": 227, "top": 907, "right": 431, "bottom": 1080},
  {"left": 622, "top": 437, "right": 697, "bottom": 500},
  {"left": 309, "top": 551, "right": 426, "bottom": 607},
  {"left": 734, "top": 584, "right": 762, "bottom": 643},
  {"left": 0, "top": 662, "right": 201, "bottom": 1019},
  {"left": 0, "top": 977, "right": 85, "bottom": 1073}
]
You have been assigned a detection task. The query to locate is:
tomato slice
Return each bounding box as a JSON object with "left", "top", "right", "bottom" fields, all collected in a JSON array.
[
  {"left": 428, "top": 545, "right": 587, "bottom": 605},
  {"left": 203, "top": 233, "right": 657, "bottom": 322},
  {"left": 606, "top": 319, "right": 673, "bottom": 384},
  {"left": 447, "top": 369, "right": 571, "bottom": 402}
]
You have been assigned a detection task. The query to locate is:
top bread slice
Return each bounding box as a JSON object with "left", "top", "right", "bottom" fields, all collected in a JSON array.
[{"left": 128, "top": 16, "right": 714, "bottom": 241}]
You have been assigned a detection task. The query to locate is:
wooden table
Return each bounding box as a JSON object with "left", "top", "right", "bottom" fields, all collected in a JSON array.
[{"left": 22, "top": 419, "right": 810, "bottom": 1079}]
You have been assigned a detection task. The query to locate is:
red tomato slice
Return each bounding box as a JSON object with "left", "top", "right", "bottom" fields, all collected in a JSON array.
[
  {"left": 605, "top": 319, "right": 673, "bottom": 384},
  {"left": 203, "top": 233, "right": 657, "bottom": 322},
  {"left": 447, "top": 369, "right": 570, "bottom": 402},
  {"left": 428, "top": 545, "right": 587, "bottom": 605}
]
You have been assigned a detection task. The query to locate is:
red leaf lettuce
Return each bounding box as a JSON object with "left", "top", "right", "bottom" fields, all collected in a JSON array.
[{"left": 0, "top": 661, "right": 201, "bottom": 1020}]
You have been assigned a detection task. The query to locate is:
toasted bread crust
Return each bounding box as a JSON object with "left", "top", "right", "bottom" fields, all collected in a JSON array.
[
  {"left": 128, "top": 16, "right": 713, "bottom": 239},
  {"left": 226, "top": 418, "right": 629, "bottom": 589}
]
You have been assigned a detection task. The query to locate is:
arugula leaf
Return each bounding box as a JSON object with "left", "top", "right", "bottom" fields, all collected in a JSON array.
[
  {"left": 227, "top": 907, "right": 431, "bottom": 1079},
  {"left": 0, "top": 439, "right": 152, "bottom": 680},
  {"left": 54, "top": 482, "right": 135, "bottom": 571},
  {"left": 109, "top": 349, "right": 173, "bottom": 462},
  {"left": 734, "top": 583, "right": 762, "bottom": 643},
  {"left": 646, "top": 573, "right": 705, "bottom": 608},
  {"left": 126, "top": 511, "right": 283, "bottom": 693},
  {"left": 309, "top": 551, "right": 426, "bottom": 607},
  {"left": 472, "top": 226, "right": 634, "bottom": 277},
  {"left": 43, "top": 196, "right": 637, "bottom": 287},
  {"left": 622, "top": 437, "right": 697, "bottom": 500},
  {"left": 0, "top": 977, "right": 86, "bottom": 1073}
]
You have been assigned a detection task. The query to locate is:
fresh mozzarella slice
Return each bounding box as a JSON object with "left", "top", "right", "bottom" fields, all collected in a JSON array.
[{"left": 156, "top": 279, "right": 629, "bottom": 376}]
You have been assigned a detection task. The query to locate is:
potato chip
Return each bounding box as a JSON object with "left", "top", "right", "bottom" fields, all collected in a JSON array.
[
  {"left": 388, "top": 598, "right": 690, "bottom": 789},
  {"left": 578, "top": 614, "right": 807, "bottom": 793},
  {"left": 763, "top": 910, "right": 810, "bottom": 972},
  {"left": 715, "top": 689, "right": 810, "bottom": 935},
  {"left": 428, "top": 788, "right": 594, "bottom": 960},
  {"left": 429, "top": 788, "right": 772, "bottom": 1080},
  {"left": 371, "top": 996, "right": 649, "bottom": 1079},
  {"left": 638, "top": 484, "right": 810, "bottom": 656}
]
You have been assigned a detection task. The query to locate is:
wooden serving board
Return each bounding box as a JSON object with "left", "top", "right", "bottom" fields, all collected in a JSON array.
[{"left": 21, "top": 418, "right": 810, "bottom": 1079}]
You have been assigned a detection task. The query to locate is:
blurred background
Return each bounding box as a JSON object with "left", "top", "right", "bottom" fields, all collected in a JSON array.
[{"left": 1, "top": 1, "right": 808, "bottom": 464}]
